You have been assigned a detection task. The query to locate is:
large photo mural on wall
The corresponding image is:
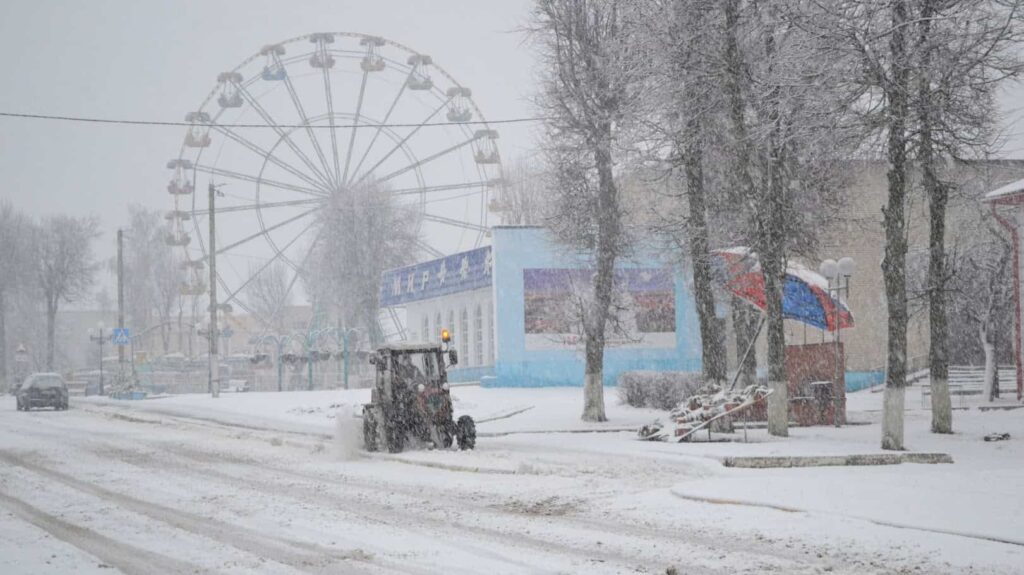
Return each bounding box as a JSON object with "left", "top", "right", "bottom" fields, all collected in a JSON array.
[{"left": 523, "top": 268, "right": 676, "bottom": 350}]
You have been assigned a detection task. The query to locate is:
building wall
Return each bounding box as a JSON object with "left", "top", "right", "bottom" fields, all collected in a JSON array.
[
  {"left": 776, "top": 160, "right": 1024, "bottom": 381},
  {"left": 489, "top": 226, "right": 702, "bottom": 387},
  {"left": 406, "top": 287, "right": 495, "bottom": 383}
]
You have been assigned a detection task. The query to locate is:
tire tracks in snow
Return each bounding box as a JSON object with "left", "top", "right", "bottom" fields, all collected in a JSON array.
[
  {"left": 99, "top": 444, "right": 665, "bottom": 574},
  {"left": 0, "top": 419, "right": 564, "bottom": 575},
  {"left": 0, "top": 490, "right": 203, "bottom": 575},
  {"left": 18, "top": 403, "right": 925, "bottom": 575},
  {"left": 0, "top": 450, "right": 381, "bottom": 575},
  {"left": 154, "top": 442, "right": 850, "bottom": 575},
  {"left": 77, "top": 406, "right": 875, "bottom": 574}
]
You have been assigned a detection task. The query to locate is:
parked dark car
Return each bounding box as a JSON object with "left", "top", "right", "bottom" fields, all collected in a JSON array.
[{"left": 16, "top": 373, "right": 69, "bottom": 411}]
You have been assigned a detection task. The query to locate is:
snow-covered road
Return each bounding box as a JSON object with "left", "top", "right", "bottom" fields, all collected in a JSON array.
[{"left": 0, "top": 393, "right": 1019, "bottom": 574}]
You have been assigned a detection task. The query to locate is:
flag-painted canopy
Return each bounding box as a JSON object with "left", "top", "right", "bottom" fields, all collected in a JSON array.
[{"left": 710, "top": 247, "right": 853, "bottom": 332}]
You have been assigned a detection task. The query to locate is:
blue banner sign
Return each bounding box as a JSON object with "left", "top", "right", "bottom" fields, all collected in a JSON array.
[
  {"left": 111, "top": 328, "right": 131, "bottom": 346},
  {"left": 380, "top": 246, "right": 493, "bottom": 307}
]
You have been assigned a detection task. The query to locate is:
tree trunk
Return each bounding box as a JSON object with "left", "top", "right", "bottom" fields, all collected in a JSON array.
[
  {"left": 582, "top": 131, "right": 619, "bottom": 423},
  {"left": 45, "top": 300, "right": 57, "bottom": 371},
  {"left": 881, "top": 0, "right": 911, "bottom": 451},
  {"left": 683, "top": 117, "right": 726, "bottom": 384},
  {"left": 763, "top": 253, "right": 788, "bottom": 436},
  {"left": 917, "top": 0, "right": 952, "bottom": 434},
  {"left": 721, "top": 0, "right": 759, "bottom": 225},
  {"left": 982, "top": 323, "right": 996, "bottom": 402},
  {"left": 882, "top": 385, "right": 906, "bottom": 449},
  {"left": 732, "top": 296, "right": 758, "bottom": 387},
  {"left": 0, "top": 291, "right": 6, "bottom": 386},
  {"left": 763, "top": 16, "right": 789, "bottom": 438},
  {"left": 991, "top": 324, "right": 1000, "bottom": 400}
]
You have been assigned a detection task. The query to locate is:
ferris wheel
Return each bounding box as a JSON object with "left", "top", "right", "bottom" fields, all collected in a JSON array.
[{"left": 165, "top": 32, "right": 504, "bottom": 337}]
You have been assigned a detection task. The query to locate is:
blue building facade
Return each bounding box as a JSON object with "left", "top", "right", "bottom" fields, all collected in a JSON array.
[{"left": 380, "top": 226, "right": 703, "bottom": 387}]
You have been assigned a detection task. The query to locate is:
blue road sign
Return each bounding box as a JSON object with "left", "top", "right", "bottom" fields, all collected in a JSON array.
[{"left": 111, "top": 328, "right": 130, "bottom": 346}]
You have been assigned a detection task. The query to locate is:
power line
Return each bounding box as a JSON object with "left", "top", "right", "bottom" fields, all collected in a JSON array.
[{"left": 0, "top": 111, "right": 546, "bottom": 129}]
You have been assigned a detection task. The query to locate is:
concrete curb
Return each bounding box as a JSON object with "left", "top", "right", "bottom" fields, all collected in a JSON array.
[
  {"left": 721, "top": 452, "right": 953, "bottom": 468},
  {"left": 478, "top": 426, "right": 637, "bottom": 438}
]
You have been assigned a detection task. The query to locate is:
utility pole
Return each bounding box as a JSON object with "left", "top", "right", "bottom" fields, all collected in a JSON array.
[
  {"left": 117, "top": 229, "right": 126, "bottom": 382},
  {"left": 208, "top": 183, "right": 220, "bottom": 398}
]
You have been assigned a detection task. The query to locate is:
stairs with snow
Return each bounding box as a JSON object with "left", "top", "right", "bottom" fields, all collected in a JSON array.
[{"left": 919, "top": 365, "right": 1018, "bottom": 407}]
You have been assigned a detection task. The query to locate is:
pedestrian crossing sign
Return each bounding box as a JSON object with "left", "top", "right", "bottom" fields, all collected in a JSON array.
[{"left": 111, "top": 328, "right": 130, "bottom": 346}]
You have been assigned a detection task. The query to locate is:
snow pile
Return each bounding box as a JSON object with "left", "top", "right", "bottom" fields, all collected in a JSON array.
[
  {"left": 332, "top": 403, "right": 363, "bottom": 461},
  {"left": 672, "top": 384, "right": 770, "bottom": 424}
]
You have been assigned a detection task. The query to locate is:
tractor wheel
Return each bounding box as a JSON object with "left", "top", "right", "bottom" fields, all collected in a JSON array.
[
  {"left": 441, "top": 425, "right": 455, "bottom": 449},
  {"left": 363, "top": 407, "right": 379, "bottom": 452},
  {"left": 456, "top": 415, "right": 476, "bottom": 450}
]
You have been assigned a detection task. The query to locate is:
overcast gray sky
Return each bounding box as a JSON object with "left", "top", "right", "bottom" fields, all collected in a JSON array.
[
  {"left": 1, "top": 0, "right": 1022, "bottom": 265},
  {"left": 0, "top": 0, "right": 538, "bottom": 260}
]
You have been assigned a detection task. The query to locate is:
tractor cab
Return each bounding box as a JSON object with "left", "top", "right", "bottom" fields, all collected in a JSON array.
[{"left": 363, "top": 331, "right": 475, "bottom": 453}]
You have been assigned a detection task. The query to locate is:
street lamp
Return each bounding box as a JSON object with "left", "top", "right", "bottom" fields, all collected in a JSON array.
[
  {"left": 251, "top": 333, "right": 294, "bottom": 392},
  {"left": 338, "top": 328, "right": 361, "bottom": 390},
  {"left": 289, "top": 325, "right": 364, "bottom": 391},
  {"left": 302, "top": 326, "right": 338, "bottom": 391},
  {"left": 88, "top": 321, "right": 106, "bottom": 395},
  {"left": 819, "top": 256, "right": 856, "bottom": 427}
]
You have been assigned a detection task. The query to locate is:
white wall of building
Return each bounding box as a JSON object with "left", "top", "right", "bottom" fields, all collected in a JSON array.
[{"left": 406, "top": 287, "right": 494, "bottom": 369}]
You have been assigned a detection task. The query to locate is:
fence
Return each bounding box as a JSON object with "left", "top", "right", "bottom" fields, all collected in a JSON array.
[{"left": 131, "top": 366, "right": 374, "bottom": 395}]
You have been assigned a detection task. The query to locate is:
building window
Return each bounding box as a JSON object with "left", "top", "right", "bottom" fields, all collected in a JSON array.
[
  {"left": 421, "top": 315, "right": 430, "bottom": 344},
  {"left": 459, "top": 308, "right": 470, "bottom": 366},
  {"left": 447, "top": 310, "right": 455, "bottom": 343},
  {"left": 474, "top": 304, "right": 484, "bottom": 366},
  {"left": 435, "top": 312, "right": 442, "bottom": 341}
]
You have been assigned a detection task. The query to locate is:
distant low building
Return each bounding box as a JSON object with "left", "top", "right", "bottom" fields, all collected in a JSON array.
[{"left": 380, "top": 226, "right": 702, "bottom": 387}]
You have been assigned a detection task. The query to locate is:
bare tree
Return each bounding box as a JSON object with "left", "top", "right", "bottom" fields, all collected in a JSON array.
[
  {"left": 807, "top": 0, "right": 918, "bottom": 450},
  {"left": 911, "top": 0, "right": 1023, "bottom": 434},
  {"left": 533, "top": 0, "right": 647, "bottom": 421},
  {"left": 305, "top": 180, "right": 418, "bottom": 344},
  {"left": 668, "top": 0, "right": 728, "bottom": 384},
  {"left": 246, "top": 260, "right": 292, "bottom": 333},
  {"left": 812, "top": 0, "right": 1022, "bottom": 448},
  {"left": 36, "top": 215, "right": 100, "bottom": 370},
  {"left": 0, "top": 201, "right": 36, "bottom": 385},
  {"left": 879, "top": 1, "right": 914, "bottom": 451},
  {"left": 151, "top": 245, "right": 182, "bottom": 355},
  {"left": 710, "top": 1, "right": 855, "bottom": 436},
  {"left": 954, "top": 222, "right": 1013, "bottom": 401},
  {"left": 500, "top": 156, "right": 553, "bottom": 225},
  {"left": 120, "top": 206, "right": 182, "bottom": 354}
]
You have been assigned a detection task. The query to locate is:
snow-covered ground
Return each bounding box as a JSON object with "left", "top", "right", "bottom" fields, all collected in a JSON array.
[{"left": 0, "top": 384, "right": 1021, "bottom": 574}]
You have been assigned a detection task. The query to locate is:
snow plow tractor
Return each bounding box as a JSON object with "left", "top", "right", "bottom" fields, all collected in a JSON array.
[{"left": 362, "top": 330, "right": 476, "bottom": 453}]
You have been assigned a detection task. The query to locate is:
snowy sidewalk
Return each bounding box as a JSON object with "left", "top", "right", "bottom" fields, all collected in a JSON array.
[{"left": 668, "top": 401, "right": 1024, "bottom": 548}]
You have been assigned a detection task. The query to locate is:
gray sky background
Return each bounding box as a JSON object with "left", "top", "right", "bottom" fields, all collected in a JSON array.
[
  {"left": 1, "top": 0, "right": 1023, "bottom": 267},
  {"left": 0, "top": 0, "right": 539, "bottom": 263}
]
